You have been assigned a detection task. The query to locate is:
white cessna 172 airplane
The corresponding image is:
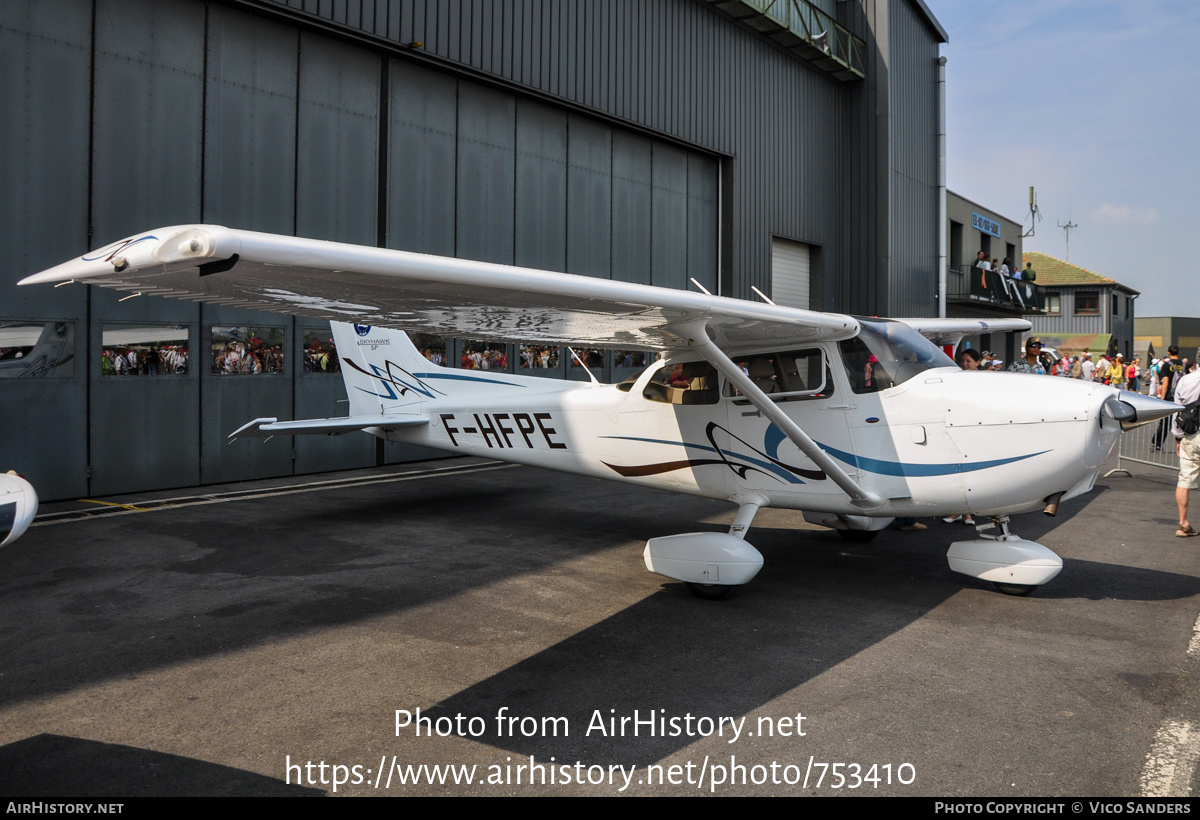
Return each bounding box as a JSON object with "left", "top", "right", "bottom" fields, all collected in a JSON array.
[{"left": 20, "top": 225, "right": 1179, "bottom": 597}]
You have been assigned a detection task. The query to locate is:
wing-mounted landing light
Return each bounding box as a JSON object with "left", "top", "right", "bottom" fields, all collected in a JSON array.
[{"left": 1103, "top": 391, "right": 1179, "bottom": 430}]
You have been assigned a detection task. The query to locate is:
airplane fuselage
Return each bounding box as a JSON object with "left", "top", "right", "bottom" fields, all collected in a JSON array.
[{"left": 370, "top": 353, "right": 1122, "bottom": 521}]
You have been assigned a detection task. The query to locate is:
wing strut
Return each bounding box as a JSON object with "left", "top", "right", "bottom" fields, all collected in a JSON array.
[{"left": 676, "top": 321, "right": 885, "bottom": 511}]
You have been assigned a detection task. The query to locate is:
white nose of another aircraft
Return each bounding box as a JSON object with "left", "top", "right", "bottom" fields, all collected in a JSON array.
[{"left": 0, "top": 472, "right": 38, "bottom": 548}]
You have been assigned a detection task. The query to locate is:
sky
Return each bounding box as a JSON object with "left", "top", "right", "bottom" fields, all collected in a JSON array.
[{"left": 929, "top": 0, "right": 1200, "bottom": 316}]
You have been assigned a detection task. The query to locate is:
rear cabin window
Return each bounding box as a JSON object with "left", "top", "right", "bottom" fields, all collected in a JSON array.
[{"left": 642, "top": 361, "right": 719, "bottom": 405}]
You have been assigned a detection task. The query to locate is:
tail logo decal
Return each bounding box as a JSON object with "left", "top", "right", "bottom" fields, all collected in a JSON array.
[{"left": 345, "top": 357, "right": 446, "bottom": 401}]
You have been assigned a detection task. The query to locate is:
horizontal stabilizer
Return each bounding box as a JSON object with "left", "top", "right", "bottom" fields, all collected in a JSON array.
[{"left": 229, "top": 415, "right": 428, "bottom": 440}]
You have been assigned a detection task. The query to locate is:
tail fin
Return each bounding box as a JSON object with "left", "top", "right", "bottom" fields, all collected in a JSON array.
[{"left": 330, "top": 322, "right": 446, "bottom": 416}]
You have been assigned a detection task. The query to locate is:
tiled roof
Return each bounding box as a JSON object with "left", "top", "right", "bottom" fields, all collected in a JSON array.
[{"left": 1021, "top": 252, "right": 1139, "bottom": 294}]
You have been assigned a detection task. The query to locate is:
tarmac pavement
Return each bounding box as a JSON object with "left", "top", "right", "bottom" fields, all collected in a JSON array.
[{"left": 0, "top": 453, "right": 1198, "bottom": 796}]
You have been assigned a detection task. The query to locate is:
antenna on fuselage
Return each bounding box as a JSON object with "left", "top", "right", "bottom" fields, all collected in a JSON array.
[
  {"left": 568, "top": 347, "right": 600, "bottom": 385},
  {"left": 750, "top": 286, "right": 777, "bottom": 306},
  {"left": 689, "top": 277, "right": 712, "bottom": 296}
]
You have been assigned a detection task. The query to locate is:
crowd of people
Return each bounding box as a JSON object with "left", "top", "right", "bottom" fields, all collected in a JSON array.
[
  {"left": 211, "top": 339, "right": 284, "bottom": 375},
  {"left": 102, "top": 344, "right": 188, "bottom": 376},
  {"left": 974, "top": 251, "right": 1038, "bottom": 308},
  {"left": 956, "top": 337, "right": 1192, "bottom": 396},
  {"left": 461, "top": 345, "right": 508, "bottom": 370},
  {"left": 303, "top": 341, "right": 340, "bottom": 373}
]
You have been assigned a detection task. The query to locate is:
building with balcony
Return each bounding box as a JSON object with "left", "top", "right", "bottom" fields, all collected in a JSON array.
[{"left": 944, "top": 191, "right": 1042, "bottom": 362}]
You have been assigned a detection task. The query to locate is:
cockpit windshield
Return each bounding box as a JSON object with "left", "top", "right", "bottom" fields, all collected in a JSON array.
[{"left": 838, "top": 318, "right": 955, "bottom": 393}]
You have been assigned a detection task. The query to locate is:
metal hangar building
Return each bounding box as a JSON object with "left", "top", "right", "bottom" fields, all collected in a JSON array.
[{"left": 2, "top": 0, "right": 950, "bottom": 500}]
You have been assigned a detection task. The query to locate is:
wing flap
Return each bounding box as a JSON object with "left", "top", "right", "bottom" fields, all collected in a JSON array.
[{"left": 21, "top": 225, "right": 859, "bottom": 351}]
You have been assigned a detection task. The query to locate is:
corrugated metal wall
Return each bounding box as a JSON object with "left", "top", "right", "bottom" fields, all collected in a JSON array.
[
  {"left": 250, "top": 0, "right": 879, "bottom": 303},
  {"left": 885, "top": 0, "right": 939, "bottom": 317},
  {"left": 1, "top": 0, "right": 944, "bottom": 499}
]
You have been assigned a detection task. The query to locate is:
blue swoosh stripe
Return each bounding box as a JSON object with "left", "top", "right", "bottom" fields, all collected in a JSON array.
[
  {"left": 816, "top": 442, "right": 1049, "bottom": 477},
  {"left": 82, "top": 234, "right": 157, "bottom": 261},
  {"left": 414, "top": 372, "right": 525, "bottom": 387},
  {"left": 767, "top": 422, "right": 1047, "bottom": 477}
]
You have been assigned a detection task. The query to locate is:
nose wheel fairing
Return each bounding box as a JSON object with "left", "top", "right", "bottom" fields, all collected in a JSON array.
[{"left": 946, "top": 517, "right": 1063, "bottom": 593}]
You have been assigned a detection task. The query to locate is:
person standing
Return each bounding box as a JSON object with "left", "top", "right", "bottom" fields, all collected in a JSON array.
[
  {"left": 1081, "top": 352, "right": 1096, "bottom": 382},
  {"left": 1008, "top": 337, "right": 1047, "bottom": 374},
  {"left": 1155, "top": 346, "right": 1184, "bottom": 450},
  {"left": 1106, "top": 354, "right": 1128, "bottom": 389},
  {"left": 975, "top": 251, "right": 989, "bottom": 289},
  {"left": 1172, "top": 362, "right": 1200, "bottom": 536}
]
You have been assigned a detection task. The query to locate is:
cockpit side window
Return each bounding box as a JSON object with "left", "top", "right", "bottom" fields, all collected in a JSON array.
[{"left": 839, "top": 319, "right": 955, "bottom": 393}]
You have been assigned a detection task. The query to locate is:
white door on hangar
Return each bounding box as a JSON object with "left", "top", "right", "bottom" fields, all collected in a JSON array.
[{"left": 771, "top": 237, "right": 811, "bottom": 310}]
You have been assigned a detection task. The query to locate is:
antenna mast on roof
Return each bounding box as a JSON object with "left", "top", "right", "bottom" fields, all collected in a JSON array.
[
  {"left": 1022, "top": 186, "right": 1041, "bottom": 238},
  {"left": 1057, "top": 218, "right": 1078, "bottom": 262}
]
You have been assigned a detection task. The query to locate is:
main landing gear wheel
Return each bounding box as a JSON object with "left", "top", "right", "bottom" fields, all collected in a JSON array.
[
  {"left": 836, "top": 528, "right": 880, "bottom": 543},
  {"left": 686, "top": 582, "right": 736, "bottom": 601},
  {"left": 993, "top": 582, "right": 1037, "bottom": 597}
]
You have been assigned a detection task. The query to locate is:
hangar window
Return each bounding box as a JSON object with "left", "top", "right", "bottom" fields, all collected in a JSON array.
[
  {"left": 302, "top": 329, "right": 340, "bottom": 373},
  {"left": 520, "top": 344, "right": 559, "bottom": 370},
  {"left": 1075, "top": 292, "right": 1099, "bottom": 315},
  {"left": 211, "top": 326, "right": 284, "bottom": 375},
  {"left": 411, "top": 333, "right": 446, "bottom": 367},
  {"left": 462, "top": 341, "right": 508, "bottom": 371},
  {"left": 569, "top": 347, "right": 605, "bottom": 371},
  {"left": 0, "top": 321, "right": 75, "bottom": 378},
  {"left": 101, "top": 324, "right": 187, "bottom": 376},
  {"left": 614, "top": 350, "right": 648, "bottom": 369}
]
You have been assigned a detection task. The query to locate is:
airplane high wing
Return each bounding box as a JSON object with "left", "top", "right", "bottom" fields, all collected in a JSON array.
[
  {"left": 21, "top": 226, "right": 857, "bottom": 351},
  {"left": 20, "top": 226, "right": 1180, "bottom": 597}
]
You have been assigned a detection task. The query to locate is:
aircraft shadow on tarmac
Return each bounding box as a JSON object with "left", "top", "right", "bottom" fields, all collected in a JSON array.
[
  {"left": 1, "top": 465, "right": 1195, "bottom": 771},
  {"left": 416, "top": 516, "right": 1200, "bottom": 766},
  {"left": 0, "top": 734, "right": 320, "bottom": 797}
]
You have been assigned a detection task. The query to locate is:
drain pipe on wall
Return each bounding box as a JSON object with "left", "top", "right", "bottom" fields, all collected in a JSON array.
[{"left": 937, "top": 55, "right": 948, "bottom": 319}]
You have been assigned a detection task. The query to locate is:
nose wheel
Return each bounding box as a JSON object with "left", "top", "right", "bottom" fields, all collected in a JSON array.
[
  {"left": 993, "top": 582, "right": 1037, "bottom": 597},
  {"left": 686, "top": 582, "right": 737, "bottom": 601}
]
